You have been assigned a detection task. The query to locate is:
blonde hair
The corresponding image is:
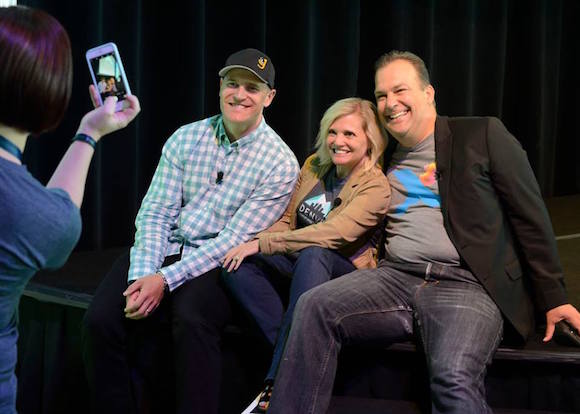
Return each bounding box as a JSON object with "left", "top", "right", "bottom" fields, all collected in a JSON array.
[{"left": 314, "top": 97, "right": 387, "bottom": 174}]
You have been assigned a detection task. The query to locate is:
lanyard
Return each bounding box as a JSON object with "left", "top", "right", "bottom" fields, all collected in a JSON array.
[{"left": 0, "top": 134, "right": 22, "bottom": 161}]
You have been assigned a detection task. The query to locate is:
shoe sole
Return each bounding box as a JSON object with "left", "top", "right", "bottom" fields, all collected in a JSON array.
[{"left": 241, "top": 394, "right": 260, "bottom": 414}]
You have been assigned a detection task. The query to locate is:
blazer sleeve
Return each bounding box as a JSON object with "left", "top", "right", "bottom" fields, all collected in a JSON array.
[
  {"left": 258, "top": 169, "right": 390, "bottom": 255},
  {"left": 486, "top": 117, "right": 567, "bottom": 311}
]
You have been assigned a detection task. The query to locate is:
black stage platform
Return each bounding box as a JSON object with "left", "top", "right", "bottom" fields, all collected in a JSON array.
[{"left": 16, "top": 196, "right": 580, "bottom": 414}]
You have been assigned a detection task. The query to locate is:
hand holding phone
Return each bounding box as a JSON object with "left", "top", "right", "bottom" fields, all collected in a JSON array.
[
  {"left": 86, "top": 42, "right": 131, "bottom": 112},
  {"left": 76, "top": 88, "right": 140, "bottom": 142}
]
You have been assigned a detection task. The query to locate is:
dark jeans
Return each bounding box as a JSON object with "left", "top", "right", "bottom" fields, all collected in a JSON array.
[
  {"left": 81, "top": 251, "right": 232, "bottom": 414},
  {"left": 268, "top": 261, "right": 504, "bottom": 414},
  {"left": 221, "top": 246, "right": 355, "bottom": 381}
]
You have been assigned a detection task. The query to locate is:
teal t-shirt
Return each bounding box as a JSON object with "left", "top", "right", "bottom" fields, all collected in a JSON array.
[{"left": 0, "top": 157, "right": 81, "bottom": 409}]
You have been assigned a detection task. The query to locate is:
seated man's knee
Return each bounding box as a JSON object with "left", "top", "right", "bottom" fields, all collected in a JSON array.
[
  {"left": 172, "top": 304, "right": 223, "bottom": 341},
  {"left": 172, "top": 315, "right": 226, "bottom": 352},
  {"left": 294, "top": 285, "right": 333, "bottom": 317}
]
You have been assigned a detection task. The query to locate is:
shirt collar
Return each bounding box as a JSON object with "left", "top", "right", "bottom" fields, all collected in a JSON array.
[{"left": 214, "top": 115, "right": 266, "bottom": 151}]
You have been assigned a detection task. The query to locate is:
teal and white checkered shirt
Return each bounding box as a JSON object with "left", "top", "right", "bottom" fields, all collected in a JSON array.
[{"left": 128, "top": 115, "right": 299, "bottom": 290}]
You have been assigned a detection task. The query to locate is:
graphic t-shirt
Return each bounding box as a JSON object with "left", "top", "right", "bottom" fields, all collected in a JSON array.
[
  {"left": 296, "top": 166, "right": 347, "bottom": 229},
  {"left": 385, "top": 134, "right": 460, "bottom": 265}
]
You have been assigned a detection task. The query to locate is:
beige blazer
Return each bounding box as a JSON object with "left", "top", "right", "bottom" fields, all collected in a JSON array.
[{"left": 258, "top": 154, "right": 390, "bottom": 269}]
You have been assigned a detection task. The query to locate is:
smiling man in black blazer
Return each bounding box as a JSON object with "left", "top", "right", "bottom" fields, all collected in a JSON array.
[{"left": 267, "top": 50, "right": 580, "bottom": 414}]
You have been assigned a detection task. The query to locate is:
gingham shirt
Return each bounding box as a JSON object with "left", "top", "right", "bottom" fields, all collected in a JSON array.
[{"left": 128, "top": 115, "right": 299, "bottom": 290}]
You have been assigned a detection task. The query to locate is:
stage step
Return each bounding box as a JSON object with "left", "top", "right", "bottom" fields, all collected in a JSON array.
[
  {"left": 333, "top": 335, "right": 580, "bottom": 414},
  {"left": 19, "top": 246, "right": 580, "bottom": 413},
  {"left": 328, "top": 396, "right": 570, "bottom": 414}
]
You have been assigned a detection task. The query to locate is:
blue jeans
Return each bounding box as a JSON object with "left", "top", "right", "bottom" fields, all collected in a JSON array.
[
  {"left": 221, "top": 246, "right": 355, "bottom": 381},
  {"left": 268, "top": 261, "right": 504, "bottom": 414}
]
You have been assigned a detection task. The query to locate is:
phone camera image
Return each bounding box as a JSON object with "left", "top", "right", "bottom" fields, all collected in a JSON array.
[
  {"left": 90, "top": 52, "right": 127, "bottom": 103},
  {"left": 86, "top": 42, "right": 131, "bottom": 111}
]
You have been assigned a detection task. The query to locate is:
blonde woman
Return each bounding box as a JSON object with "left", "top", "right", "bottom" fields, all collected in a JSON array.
[{"left": 222, "top": 97, "right": 390, "bottom": 413}]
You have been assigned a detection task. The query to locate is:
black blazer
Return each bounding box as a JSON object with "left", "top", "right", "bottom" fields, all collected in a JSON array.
[{"left": 385, "top": 116, "right": 567, "bottom": 341}]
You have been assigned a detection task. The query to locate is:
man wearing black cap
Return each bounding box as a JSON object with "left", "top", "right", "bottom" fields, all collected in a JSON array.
[
  {"left": 82, "top": 48, "right": 299, "bottom": 414},
  {"left": 218, "top": 48, "right": 276, "bottom": 140}
]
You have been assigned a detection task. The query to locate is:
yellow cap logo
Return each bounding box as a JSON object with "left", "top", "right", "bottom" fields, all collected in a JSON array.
[{"left": 257, "top": 57, "right": 268, "bottom": 70}]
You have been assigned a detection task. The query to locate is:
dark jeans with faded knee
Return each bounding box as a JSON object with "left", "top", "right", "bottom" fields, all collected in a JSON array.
[
  {"left": 222, "top": 246, "right": 355, "bottom": 382},
  {"left": 268, "top": 261, "right": 503, "bottom": 414},
  {"left": 81, "top": 251, "right": 232, "bottom": 414}
]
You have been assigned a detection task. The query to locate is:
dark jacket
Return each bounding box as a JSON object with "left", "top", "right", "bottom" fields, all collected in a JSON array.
[{"left": 386, "top": 116, "right": 567, "bottom": 341}]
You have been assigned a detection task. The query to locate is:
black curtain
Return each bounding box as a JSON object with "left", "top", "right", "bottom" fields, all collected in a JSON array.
[{"left": 18, "top": 0, "right": 580, "bottom": 251}]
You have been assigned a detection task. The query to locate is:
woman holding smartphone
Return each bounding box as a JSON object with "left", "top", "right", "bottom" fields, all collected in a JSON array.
[
  {"left": 0, "top": 6, "right": 140, "bottom": 413},
  {"left": 222, "top": 97, "right": 390, "bottom": 413}
]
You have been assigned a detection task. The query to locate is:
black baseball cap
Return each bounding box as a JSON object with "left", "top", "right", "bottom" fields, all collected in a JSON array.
[{"left": 219, "top": 48, "right": 275, "bottom": 88}]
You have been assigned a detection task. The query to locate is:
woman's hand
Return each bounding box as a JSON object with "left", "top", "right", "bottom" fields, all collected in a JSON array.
[
  {"left": 76, "top": 85, "right": 141, "bottom": 142},
  {"left": 46, "top": 85, "right": 141, "bottom": 207},
  {"left": 223, "top": 239, "right": 260, "bottom": 272}
]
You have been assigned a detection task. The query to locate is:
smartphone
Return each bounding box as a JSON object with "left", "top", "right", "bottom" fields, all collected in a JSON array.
[{"left": 86, "top": 42, "right": 131, "bottom": 112}]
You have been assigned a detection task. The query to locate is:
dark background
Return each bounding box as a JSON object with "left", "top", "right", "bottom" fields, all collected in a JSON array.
[{"left": 18, "top": 0, "right": 580, "bottom": 251}]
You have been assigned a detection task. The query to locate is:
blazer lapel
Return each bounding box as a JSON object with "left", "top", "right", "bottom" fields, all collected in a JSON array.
[{"left": 434, "top": 116, "right": 452, "bottom": 222}]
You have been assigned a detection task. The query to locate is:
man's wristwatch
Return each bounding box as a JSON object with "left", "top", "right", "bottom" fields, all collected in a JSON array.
[{"left": 157, "top": 271, "right": 169, "bottom": 294}]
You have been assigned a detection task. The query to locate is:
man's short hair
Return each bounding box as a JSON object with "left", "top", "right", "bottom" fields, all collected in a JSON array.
[
  {"left": 0, "top": 6, "right": 73, "bottom": 134},
  {"left": 374, "top": 50, "right": 431, "bottom": 88}
]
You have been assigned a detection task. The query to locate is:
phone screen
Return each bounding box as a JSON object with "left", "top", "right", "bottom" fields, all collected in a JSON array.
[{"left": 89, "top": 52, "right": 128, "bottom": 104}]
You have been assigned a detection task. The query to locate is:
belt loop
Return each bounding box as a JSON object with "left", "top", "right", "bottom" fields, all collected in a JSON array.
[{"left": 425, "top": 262, "right": 432, "bottom": 279}]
